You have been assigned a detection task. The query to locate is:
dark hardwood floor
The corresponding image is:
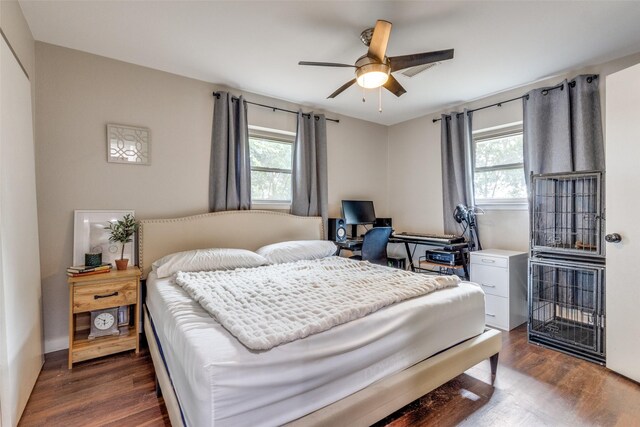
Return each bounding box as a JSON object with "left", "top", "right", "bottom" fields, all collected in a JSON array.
[
  {"left": 19, "top": 326, "right": 640, "bottom": 426},
  {"left": 19, "top": 336, "right": 169, "bottom": 427}
]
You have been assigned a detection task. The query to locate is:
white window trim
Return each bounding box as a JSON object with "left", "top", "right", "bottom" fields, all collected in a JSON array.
[
  {"left": 248, "top": 125, "right": 295, "bottom": 208},
  {"left": 248, "top": 125, "right": 295, "bottom": 139},
  {"left": 471, "top": 121, "right": 522, "bottom": 136},
  {"left": 473, "top": 122, "right": 528, "bottom": 210},
  {"left": 251, "top": 201, "right": 292, "bottom": 211},
  {"left": 474, "top": 199, "right": 528, "bottom": 210}
]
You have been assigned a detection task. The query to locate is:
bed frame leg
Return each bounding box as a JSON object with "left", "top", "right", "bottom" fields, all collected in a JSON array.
[
  {"left": 490, "top": 353, "right": 499, "bottom": 384},
  {"left": 155, "top": 375, "right": 162, "bottom": 397}
]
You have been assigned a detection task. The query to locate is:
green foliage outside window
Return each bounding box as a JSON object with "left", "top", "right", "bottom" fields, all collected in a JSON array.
[
  {"left": 474, "top": 133, "right": 526, "bottom": 200},
  {"left": 249, "top": 136, "right": 293, "bottom": 202}
]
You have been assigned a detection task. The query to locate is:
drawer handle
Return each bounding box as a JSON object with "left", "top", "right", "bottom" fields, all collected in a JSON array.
[
  {"left": 94, "top": 291, "right": 119, "bottom": 300},
  {"left": 481, "top": 259, "right": 496, "bottom": 264},
  {"left": 486, "top": 313, "right": 496, "bottom": 317},
  {"left": 481, "top": 284, "right": 496, "bottom": 288}
]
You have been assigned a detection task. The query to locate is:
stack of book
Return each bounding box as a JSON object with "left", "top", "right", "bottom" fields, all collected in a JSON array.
[{"left": 67, "top": 263, "right": 112, "bottom": 277}]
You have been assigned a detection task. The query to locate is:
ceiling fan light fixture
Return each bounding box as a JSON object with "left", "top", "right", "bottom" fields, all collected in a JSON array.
[
  {"left": 355, "top": 63, "right": 390, "bottom": 89},
  {"left": 299, "top": 19, "right": 454, "bottom": 99}
]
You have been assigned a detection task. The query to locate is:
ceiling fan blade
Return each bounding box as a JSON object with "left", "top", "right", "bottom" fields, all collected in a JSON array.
[
  {"left": 299, "top": 61, "right": 355, "bottom": 68},
  {"left": 368, "top": 20, "right": 392, "bottom": 62},
  {"left": 388, "top": 49, "right": 454, "bottom": 72},
  {"left": 328, "top": 79, "right": 357, "bottom": 98},
  {"left": 383, "top": 75, "right": 407, "bottom": 97},
  {"left": 401, "top": 63, "right": 437, "bottom": 78}
]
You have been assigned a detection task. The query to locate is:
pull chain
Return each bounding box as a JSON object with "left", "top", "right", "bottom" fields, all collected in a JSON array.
[
  {"left": 362, "top": 83, "right": 366, "bottom": 103},
  {"left": 378, "top": 86, "right": 382, "bottom": 113}
]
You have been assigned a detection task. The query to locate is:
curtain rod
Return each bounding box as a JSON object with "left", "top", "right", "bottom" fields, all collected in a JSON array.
[
  {"left": 432, "top": 75, "right": 598, "bottom": 123},
  {"left": 213, "top": 92, "right": 339, "bottom": 123}
]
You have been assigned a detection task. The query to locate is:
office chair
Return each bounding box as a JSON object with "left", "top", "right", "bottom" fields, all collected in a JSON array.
[{"left": 350, "top": 227, "right": 392, "bottom": 266}]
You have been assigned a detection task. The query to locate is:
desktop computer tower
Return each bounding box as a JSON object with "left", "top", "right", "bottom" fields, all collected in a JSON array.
[{"left": 328, "top": 218, "right": 347, "bottom": 242}]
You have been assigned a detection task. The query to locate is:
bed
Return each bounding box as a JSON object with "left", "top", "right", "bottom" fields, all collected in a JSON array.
[{"left": 139, "top": 210, "right": 502, "bottom": 426}]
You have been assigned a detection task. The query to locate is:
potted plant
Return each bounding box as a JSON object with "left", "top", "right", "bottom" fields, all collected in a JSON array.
[{"left": 105, "top": 213, "right": 139, "bottom": 270}]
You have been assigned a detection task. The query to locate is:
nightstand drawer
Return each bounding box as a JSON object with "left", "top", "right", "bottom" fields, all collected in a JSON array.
[
  {"left": 484, "top": 294, "right": 509, "bottom": 330},
  {"left": 73, "top": 280, "right": 137, "bottom": 313},
  {"left": 470, "top": 264, "right": 509, "bottom": 298},
  {"left": 470, "top": 254, "right": 508, "bottom": 269}
]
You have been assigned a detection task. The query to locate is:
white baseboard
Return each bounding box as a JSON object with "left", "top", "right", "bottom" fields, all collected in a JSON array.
[{"left": 44, "top": 336, "right": 68, "bottom": 354}]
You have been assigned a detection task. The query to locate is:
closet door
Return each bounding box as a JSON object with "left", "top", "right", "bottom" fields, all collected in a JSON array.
[
  {"left": 0, "top": 38, "right": 43, "bottom": 425},
  {"left": 605, "top": 62, "right": 640, "bottom": 382}
]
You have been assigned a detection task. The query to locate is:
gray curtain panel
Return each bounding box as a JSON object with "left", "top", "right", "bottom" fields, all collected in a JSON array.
[
  {"left": 441, "top": 109, "right": 474, "bottom": 234},
  {"left": 209, "top": 91, "right": 251, "bottom": 212},
  {"left": 291, "top": 111, "right": 328, "bottom": 236},
  {"left": 523, "top": 74, "right": 604, "bottom": 182},
  {"left": 570, "top": 76, "right": 605, "bottom": 172}
]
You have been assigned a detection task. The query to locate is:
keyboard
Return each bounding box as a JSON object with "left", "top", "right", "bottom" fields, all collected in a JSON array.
[{"left": 393, "top": 232, "right": 465, "bottom": 244}]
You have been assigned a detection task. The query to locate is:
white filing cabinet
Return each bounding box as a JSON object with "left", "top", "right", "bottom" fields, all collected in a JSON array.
[{"left": 470, "top": 249, "right": 528, "bottom": 331}]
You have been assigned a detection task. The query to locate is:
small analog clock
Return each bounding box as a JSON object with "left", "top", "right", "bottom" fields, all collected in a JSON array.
[{"left": 88, "top": 307, "right": 120, "bottom": 339}]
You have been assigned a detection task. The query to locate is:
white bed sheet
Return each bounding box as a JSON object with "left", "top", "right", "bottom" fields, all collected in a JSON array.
[{"left": 146, "top": 270, "right": 486, "bottom": 427}]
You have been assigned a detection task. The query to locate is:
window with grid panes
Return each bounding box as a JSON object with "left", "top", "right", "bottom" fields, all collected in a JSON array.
[
  {"left": 473, "top": 124, "right": 527, "bottom": 206},
  {"left": 249, "top": 128, "right": 294, "bottom": 204}
]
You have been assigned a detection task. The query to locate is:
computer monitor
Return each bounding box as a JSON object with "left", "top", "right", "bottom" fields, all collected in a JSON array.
[{"left": 342, "top": 200, "right": 376, "bottom": 225}]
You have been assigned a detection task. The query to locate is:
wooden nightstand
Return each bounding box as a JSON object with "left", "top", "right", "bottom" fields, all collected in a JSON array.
[{"left": 67, "top": 267, "right": 141, "bottom": 369}]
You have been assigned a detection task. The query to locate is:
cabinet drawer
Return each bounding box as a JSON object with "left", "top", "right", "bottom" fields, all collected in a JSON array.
[
  {"left": 73, "top": 280, "right": 137, "bottom": 313},
  {"left": 470, "top": 254, "right": 508, "bottom": 269},
  {"left": 484, "top": 294, "right": 509, "bottom": 330},
  {"left": 470, "top": 264, "right": 509, "bottom": 298}
]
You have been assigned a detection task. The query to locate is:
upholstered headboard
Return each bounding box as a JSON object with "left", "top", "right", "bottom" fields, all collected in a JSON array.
[{"left": 138, "top": 210, "right": 323, "bottom": 278}]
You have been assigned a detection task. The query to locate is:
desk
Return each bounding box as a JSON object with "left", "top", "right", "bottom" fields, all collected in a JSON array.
[
  {"left": 335, "top": 237, "right": 470, "bottom": 280},
  {"left": 391, "top": 237, "right": 470, "bottom": 280},
  {"left": 335, "top": 240, "right": 406, "bottom": 270}
]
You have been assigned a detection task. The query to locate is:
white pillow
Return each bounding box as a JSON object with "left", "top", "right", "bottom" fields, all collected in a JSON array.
[
  {"left": 256, "top": 240, "right": 337, "bottom": 264},
  {"left": 152, "top": 248, "right": 268, "bottom": 279}
]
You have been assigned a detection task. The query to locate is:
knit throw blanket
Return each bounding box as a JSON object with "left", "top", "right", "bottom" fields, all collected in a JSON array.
[{"left": 175, "top": 257, "right": 459, "bottom": 351}]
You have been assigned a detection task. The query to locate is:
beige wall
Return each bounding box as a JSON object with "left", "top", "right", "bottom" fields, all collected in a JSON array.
[
  {"left": 388, "top": 50, "right": 640, "bottom": 254},
  {"left": 34, "top": 43, "right": 388, "bottom": 352},
  {"left": 242, "top": 86, "right": 389, "bottom": 219},
  {"left": 388, "top": 99, "right": 529, "bottom": 253}
]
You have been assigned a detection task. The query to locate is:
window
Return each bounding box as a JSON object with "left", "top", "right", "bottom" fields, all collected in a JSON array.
[
  {"left": 473, "top": 123, "right": 527, "bottom": 207},
  {"left": 249, "top": 126, "right": 295, "bottom": 205}
]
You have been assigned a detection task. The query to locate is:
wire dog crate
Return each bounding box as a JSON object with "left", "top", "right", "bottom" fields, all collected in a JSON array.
[
  {"left": 528, "top": 171, "right": 606, "bottom": 364},
  {"left": 531, "top": 171, "right": 603, "bottom": 258},
  {"left": 529, "top": 258, "right": 605, "bottom": 363}
]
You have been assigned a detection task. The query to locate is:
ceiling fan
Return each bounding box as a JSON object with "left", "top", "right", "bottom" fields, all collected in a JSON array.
[{"left": 299, "top": 20, "right": 454, "bottom": 99}]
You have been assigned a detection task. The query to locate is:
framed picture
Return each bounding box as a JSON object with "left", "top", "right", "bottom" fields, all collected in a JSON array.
[
  {"left": 73, "top": 210, "right": 136, "bottom": 267},
  {"left": 107, "top": 123, "right": 150, "bottom": 165}
]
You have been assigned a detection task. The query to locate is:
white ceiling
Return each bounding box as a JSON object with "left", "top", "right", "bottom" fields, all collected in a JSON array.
[{"left": 19, "top": 1, "right": 640, "bottom": 125}]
